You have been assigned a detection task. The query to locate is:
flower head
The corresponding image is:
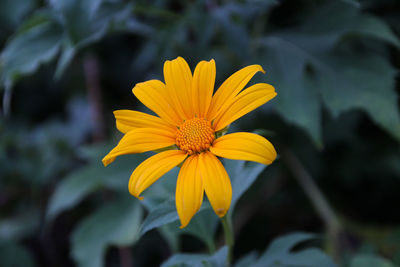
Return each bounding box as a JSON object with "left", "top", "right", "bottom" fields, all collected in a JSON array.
[{"left": 102, "top": 57, "right": 277, "bottom": 227}]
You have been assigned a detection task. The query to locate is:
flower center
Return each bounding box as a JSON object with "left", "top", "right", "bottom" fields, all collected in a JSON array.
[{"left": 176, "top": 118, "right": 215, "bottom": 155}]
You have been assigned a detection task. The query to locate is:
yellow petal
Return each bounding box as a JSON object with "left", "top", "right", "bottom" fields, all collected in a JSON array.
[
  {"left": 213, "top": 83, "right": 276, "bottom": 131},
  {"left": 192, "top": 59, "right": 216, "bottom": 118},
  {"left": 129, "top": 150, "right": 187, "bottom": 199},
  {"left": 176, "top": 155, "right": 204, "bottom": 228},
  {"left": 132, "top": 79, "right": 182, "bottom": 126},
  {"left": 207, "top": 64, "right": 265, "bottom": 121},
  {"left": 113, "top": 110, "right": 176, "bottom": 134},
  {"left": 102, "top": 128, "right": 176, "bottom": 166},
  {"left": 198, "top": 152, "right": 232, "bottom": 218},
  {"left": 210, "top": 132, "right": 277, "bottom": 165},
  {"left": 164, "top": 57, "right": 193, "bottom": 120}
]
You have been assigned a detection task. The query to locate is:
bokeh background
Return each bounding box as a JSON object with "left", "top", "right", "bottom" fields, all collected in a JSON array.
[{"left": 1, "top": 0, "right": 400, "bottom": 266}]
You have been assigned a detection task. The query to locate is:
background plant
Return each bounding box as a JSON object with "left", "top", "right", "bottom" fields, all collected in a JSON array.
[{"left": 1, "top": 0, "right": 400, "bottom": 266}]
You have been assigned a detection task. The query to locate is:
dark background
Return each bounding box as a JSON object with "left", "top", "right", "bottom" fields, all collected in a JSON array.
[{"left": 1, "top": 0, "right": 400, "bottom": 266}]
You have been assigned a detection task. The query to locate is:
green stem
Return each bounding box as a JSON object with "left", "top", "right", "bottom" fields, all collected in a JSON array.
[
  {"left": 281, "top": 146, "right": 342, "bottom": 262},
  {"left": 206, "top": 238, "right": 216, "bottom": 254},
  {"left": 221, "top": 215, "right": 234, "bottom": 265}
]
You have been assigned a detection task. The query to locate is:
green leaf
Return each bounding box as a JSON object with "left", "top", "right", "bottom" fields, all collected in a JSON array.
[
  {"left": 139, "top": 198, "right": 180, "bottom": 237},
  {"left": 257, "top": 1, "right": 400, "bottom": 145},
  {"left": 350, "top": 254, "right": 396, "bottom": 267},
  {"left": 224, "top": 159, "right": 267, "bottom": 211},
  {"left": 46, "top": 164, "right": 103, "bottom": 221},
  {"left": 212, "top": 5, "right": 249, "bottom": 57},
  {"left": 300, "top": 2, "right": 400, "bottom": 47},
  {"left": 180, "top": 209, "right": 219, "bottom": 252},
  {"left": 46, "top": 145, "right": 147, "bottom": 220},
  {"left": 0, "top": 0, "right": 36, "bottom": 32},
  {"left": 317, "top": 51, "right": 400, "bottom": 142},
  {"left": 49, "top": 0, "right": 133, "bottom": 48},
  {"left": 157, "top": 208, "right": 219, "bottom": 253},
  {"left": 158, "top": 224, "right": 180, "bottom": 253},
  {"left": 0, "top": 241, "right": 36, "bottom": 267},
  {"left": 260, "top": 232, "right": 316, "bottom": 256},
  {"left": 234, "top": 252, "right": 258, "bottom": 267},
  {"left": 71, "top": 197, "right": 143, "bottom": 267},
  {"left": 49, "top": 0, "right": 103, "bottom": 46},
  {"left": 259, "top": 37, "right": 322, "bottom": 145},
  {"left": 160, "top": 246, "right": 228, "bottom": 267},
  {"left": 54, "top": 40, "right": 76, "bottom": 80},
  {"left": 253, "top": 232, "right": 336, "bottom": 267},
  {"left": 0, "top": 209, "right": 40, "bottom": 241},
  {"left": 139, "top": 197, "right": 210, "bottom": 233},
  {"left": 140, "top": 197, "right": 218, "bottom": 251},
  {"left": 1, "top": 20, "right": 62, "bottom": 88}
]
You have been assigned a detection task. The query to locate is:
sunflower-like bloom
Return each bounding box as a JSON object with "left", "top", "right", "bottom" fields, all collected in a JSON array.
[{"left": 102, "top": 57, "right": 277, "bottom": 227}]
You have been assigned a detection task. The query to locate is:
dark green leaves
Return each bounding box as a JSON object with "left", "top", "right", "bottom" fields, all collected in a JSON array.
[
  {"left": 0, "top": 0, "right": 146, "bottom": 95},
  {"left": 1, "top": 20, "right": 62, "bottom": 88},
  {"left": 236, "top": 232, "right": 336, "bottom": 267},
  {"left": 300, "top": 2, "right": 400, "bottom": 47},
  {"left": 161, "top": 246, "right": 228, "bottom": 267},
  {"left": 350, "top": 254, "right": 396, "bottom": 267},
  {"left": 317, "top": 52, "right": 400, "bottom": 142},
  {"left": 257, "top": 1, "right": 400, "bottom": 145},
  {"left": 139, "top": 198, "right": 181, "bottom": 236},
  {"left": 226, "top": 159, "right": 267, "bottom": 210},
  {"left": 139, "top": 159, "right": 267, "bottom": 237},
  {"left": 49, "top": 0, "right": 133, "bottom": 48},
  {"left": 46, "top": 146, "right": 147, "bottom": 220},
  {"left": 71, "top": 197, "right": 143, "bottom": 267},
  {"left": 0, "top": 241, "right": 36, "bottom": 267},
  {"left": 139, "top": 198, "right": 218, "bottom": 251},
  {"left": 0, "top": 0, "right": 36, "bottom": 34}
]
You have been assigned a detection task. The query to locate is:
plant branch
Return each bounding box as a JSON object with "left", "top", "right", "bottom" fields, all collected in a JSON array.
[
  {"left": 280, "top": 146, "right": 342, "bottom": 260},
  {"left": 2, "top": 85, "right": 12, "bottom": 117},
  {"left": 83, "top": 53, "right": 106, "bottom": 143},
  {"left": 221, "top": 215, "right": 234, "bottom": 265}
]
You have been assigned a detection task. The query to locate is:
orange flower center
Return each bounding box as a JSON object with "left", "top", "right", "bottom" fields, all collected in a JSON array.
[{"left": 176, "top": 118, "right": 215, "bottom": 155}]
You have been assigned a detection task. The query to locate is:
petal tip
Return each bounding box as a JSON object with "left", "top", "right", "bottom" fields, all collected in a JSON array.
[
  {"left": 179, "top": 218, "right": 190, "bottom": 228},
  {"left": 131, "top": 83, "right": 140, "bottom": 94},
  {"left": 102, "top": 157, "right": 112, "bottom": 167},
  {"left": 129, "top": 190, "right": 144, "bottom": 200},
  {"left": 216, "top": 208, "right": 228, "bottom": 218},
  {"left": 253, "top": 64, "right": 266, "bottom": 74}
]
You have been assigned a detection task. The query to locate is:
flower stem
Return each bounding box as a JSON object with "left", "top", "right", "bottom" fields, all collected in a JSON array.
[
  {"left": 281, "top": 146, "right": 342, "bottom": 262},
  {"left": 221, "top": 215, "right": 234, "bottom": 265}
]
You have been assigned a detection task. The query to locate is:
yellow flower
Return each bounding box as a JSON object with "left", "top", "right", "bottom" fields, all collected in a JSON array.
[{"left": 102, "top": 57, "right": 277, "bottom": 228}]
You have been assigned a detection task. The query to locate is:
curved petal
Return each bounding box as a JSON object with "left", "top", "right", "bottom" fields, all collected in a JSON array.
[
  {"left": 198, "top": 152, "right": 232, "bottom": 218},
  {"left": 213, "top": 83, "right": 276, "bottom": 131},
  {"left": 164, "top": 57, "right": 193, "bottom": 119},
  {"left": 102, "top": 128, "right": 176, "bottom": 166},
  {"left": 132, "top": 79, "right": 182, "bottom": 126},
  {"left": 113, "top": 110, "right": 176, "bottom": 134},
  {"left": 210, "top": 132, "right": 277, "bottom": 165},
  {"left": 129, "top": 150, "right": 187, "bottom": 199},
  {"left": 176, "top": 155, "right": 204, "bottom": 228},
  {"left": 207, "top": 64, "right": 265, "bottom": 121},
  {"left": 192, "top": 59, "right": 216, "bottom": 118}
]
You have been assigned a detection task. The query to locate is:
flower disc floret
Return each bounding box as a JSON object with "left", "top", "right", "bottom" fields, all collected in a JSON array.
[{"left": 176, "top": 118, "right": 215, "bottom": 154}]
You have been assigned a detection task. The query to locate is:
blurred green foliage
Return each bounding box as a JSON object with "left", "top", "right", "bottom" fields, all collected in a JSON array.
[{"left": 1, "top": 0, "right": 400, "bottom": 266}]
